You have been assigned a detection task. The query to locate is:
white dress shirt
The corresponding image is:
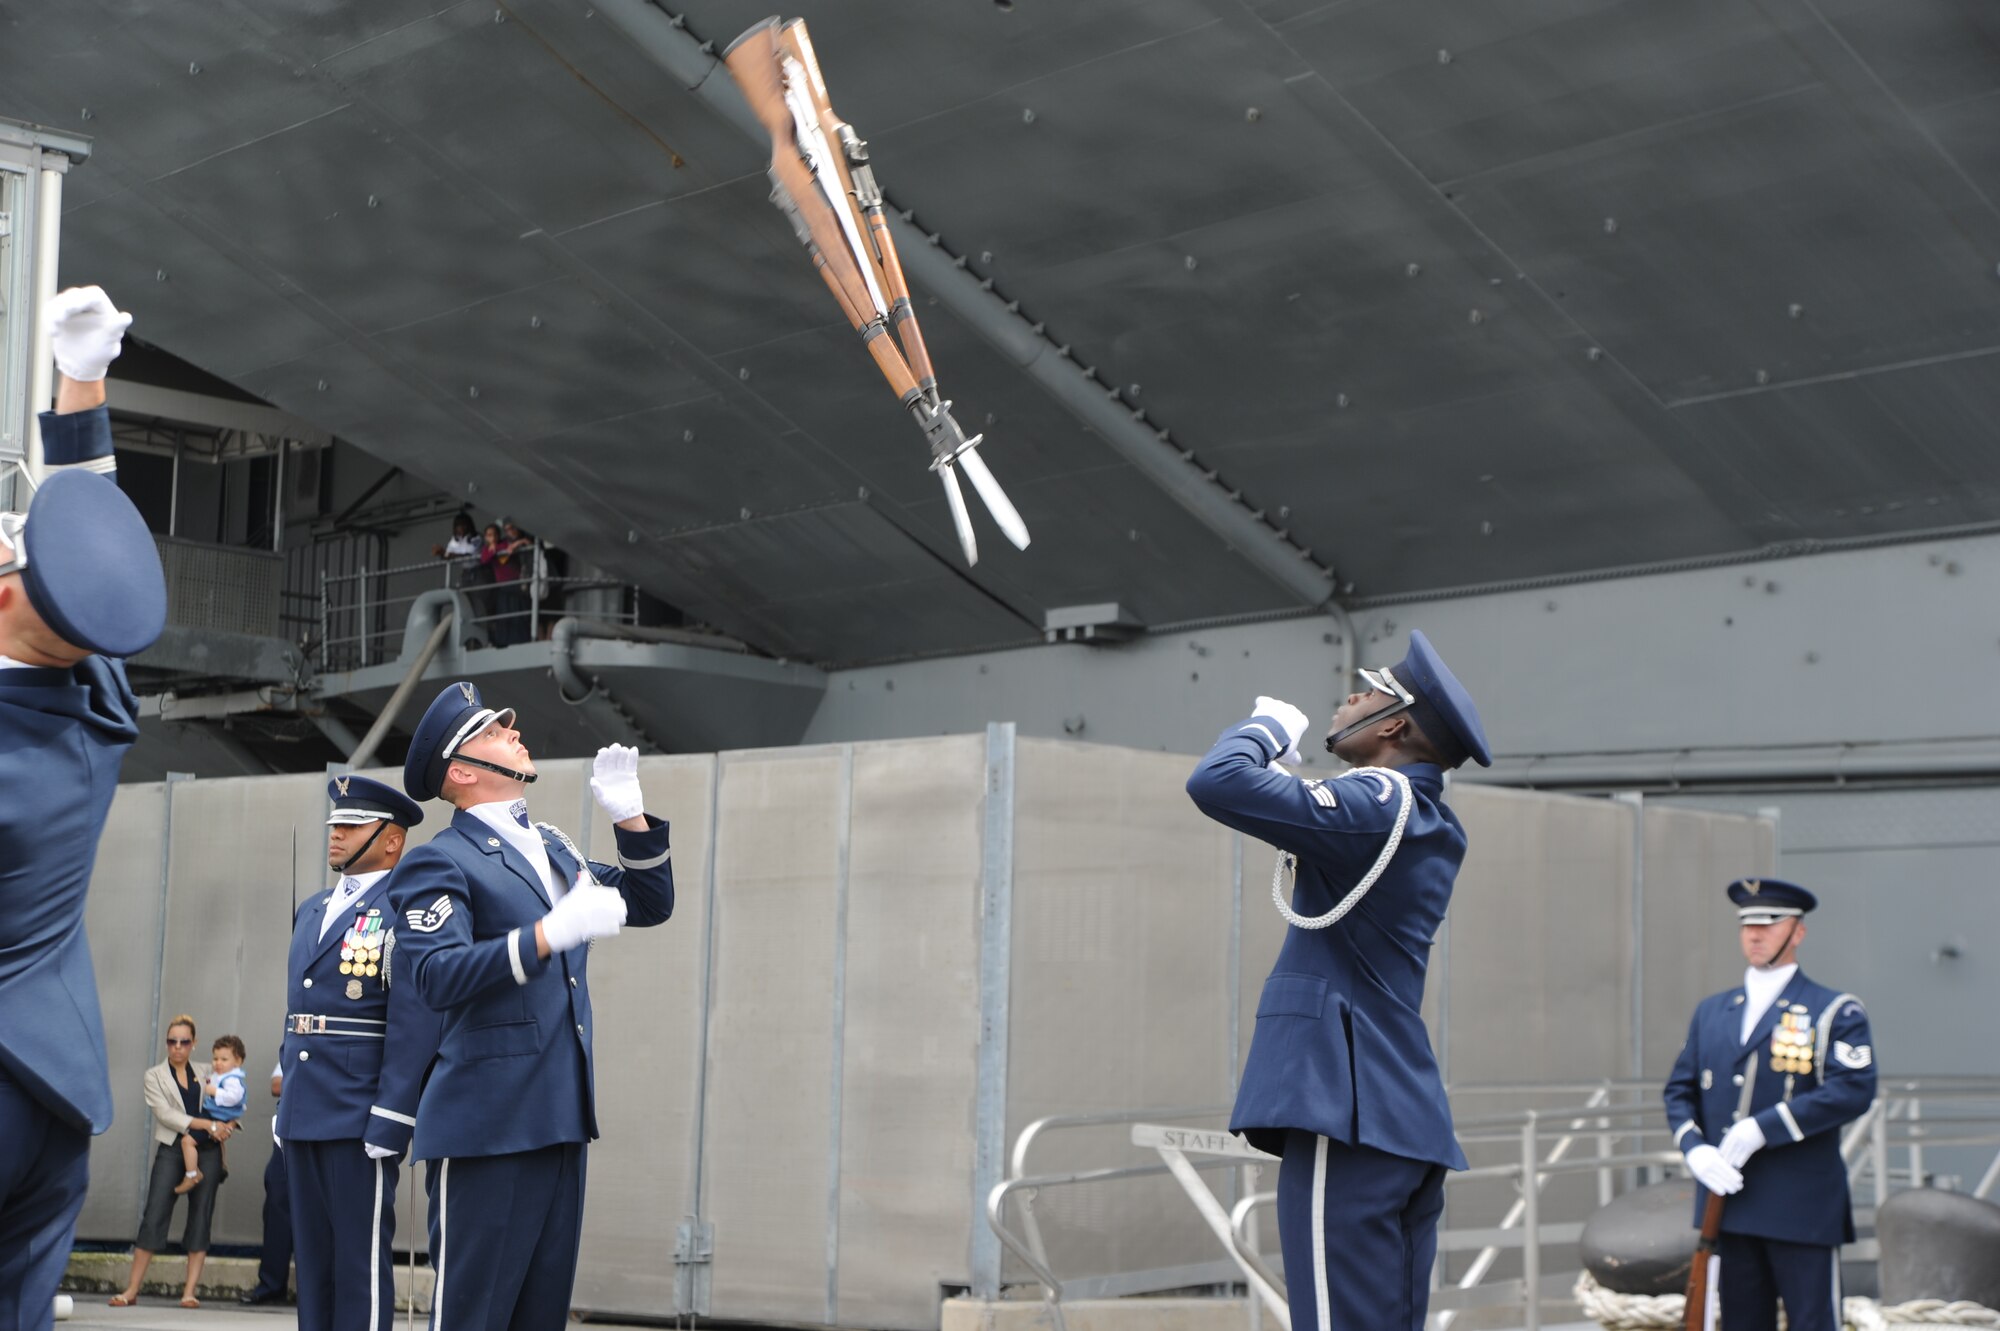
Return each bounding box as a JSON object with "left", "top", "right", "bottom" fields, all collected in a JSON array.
[
  {"left": 467, "top": 800, "right": 564, "bottom": 902},
  {"left": 1741, "top": 962, "right": 1798, "bottom": 1043},
  {"left": 320, "top": 868, "right": 391, "bottom": 941}
]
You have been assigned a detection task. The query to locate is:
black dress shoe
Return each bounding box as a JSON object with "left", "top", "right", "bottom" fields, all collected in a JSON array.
[{"left": 239, "top": 1289, "right": 285, "bottom": 1306}]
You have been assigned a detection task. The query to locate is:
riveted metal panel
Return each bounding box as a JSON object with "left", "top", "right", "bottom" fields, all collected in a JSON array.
[
  {"left": 1003, "top": 738, "right": 1239, "bottom": 1284},
  {"left": 698, "top": 746, "right": 846, "bottom": 1323},
  {"left": 76, "top": 781, "right": 169, "bottom": 1242},
  {"left": 835, "top": 734, "right": 986, "bottom": 1330},
  {"left": 152, "top": 772, "right": 325, "bottom": 1245},
  {"left": 572, "top": 754, "right": 715, "bottom": 1314}
]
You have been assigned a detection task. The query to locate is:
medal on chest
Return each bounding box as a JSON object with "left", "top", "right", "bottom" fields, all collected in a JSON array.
[
  {"left": 338, "top": 909, "right": 385, "bottom": 987},
  {"left": 1770, "top": 1004, "right": 1815, "bottom": 1076}
]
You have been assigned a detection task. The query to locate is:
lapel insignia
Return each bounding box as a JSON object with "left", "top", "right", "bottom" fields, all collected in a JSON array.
[
  {"left": 335, "top": 776, "right": 351, "bottom": 797},
  {"left": 459, "top": 682, "right": 477, "bottom": 705},
  {"left": 1700, "top": 1069, "right": 1713, "bottom": 1090}
]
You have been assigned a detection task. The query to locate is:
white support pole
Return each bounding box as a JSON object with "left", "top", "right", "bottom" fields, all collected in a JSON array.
[{"left": 23, "top": 161, "right": 61, "bottom": 487}]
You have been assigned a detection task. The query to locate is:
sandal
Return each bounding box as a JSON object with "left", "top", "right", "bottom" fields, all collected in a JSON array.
[
  {"left": 108, "top": 1293, "right": 138, "bottom": 1307},
  {"left": 180, "top": 1296, "right": 201, "bottom": 1309}
]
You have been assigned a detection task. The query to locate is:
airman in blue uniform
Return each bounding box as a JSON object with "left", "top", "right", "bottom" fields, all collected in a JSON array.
[
  {"left": 1187, "top": 630, "right": 1490, "bottom": 1331},
  {"left": 388, "top": 683, "right": 675, "bottom": 1331},
  {"left": 1665, "top": 878, "right": 1875, "bottom": 1331},
  {"left": 0, "top": 287, "right": 165, "bottom": 1328},
  {"left": 278, "top": 775, "right": 441, "bottom": 1331}
]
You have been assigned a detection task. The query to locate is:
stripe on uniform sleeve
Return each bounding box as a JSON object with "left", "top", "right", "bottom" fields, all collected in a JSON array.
[
  {"left": 369, "top": 1105, "right": 416, "bottom": 1127},
  {"left": 1240, "top": 723, "right": 1281, "bottom": 759},
  {"left": 1674, "top": 1120, "right": 1699, "bottom": 1146},
  {"left": 618, "top": 847, "right": 671, "bottom": 871},
  {"left": 1775, "top": 1102, "right": 1805, "bottom": 1142},
  {"left": 507, "top": 927, "right": 528, "bottom": 986}
]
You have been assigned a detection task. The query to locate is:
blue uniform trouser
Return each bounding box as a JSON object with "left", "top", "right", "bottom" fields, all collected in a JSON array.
[
  {"left": 287, "top": 1139, "right": 400, "bottom": 1331},
  {"left": 1717, "top": 1232, "right": 1840, "bottom": 1331},
  {"left": 250, "top": 1140, "right": 294, "bottom": 1298},
  {"left": 0, "top": 1064, "right": 91, "bottom": 1331},
  {"left": 1275, "top": 1130, "right": 1447, "bottom": 1331},
  {"left": 427, "top": 1143, "right": 586, "bottom": 1331}
]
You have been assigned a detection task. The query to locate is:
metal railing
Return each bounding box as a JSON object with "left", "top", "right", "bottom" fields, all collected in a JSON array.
[
  {"left": 315, "top": 545, "right": 638, "bottom": 671},
  {"left": 985, "top": 1077, "right": 2000, "bottom": 1331}
]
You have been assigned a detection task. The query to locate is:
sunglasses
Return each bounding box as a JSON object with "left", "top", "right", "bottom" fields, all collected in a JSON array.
[{"left": 166, "top": 1037, "right": 193, "bottom": 1047}]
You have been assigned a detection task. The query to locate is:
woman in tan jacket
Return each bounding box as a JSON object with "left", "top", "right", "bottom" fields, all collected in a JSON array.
[{"left": 108, "top": 1015, "right": 238, "bottom": 1309}]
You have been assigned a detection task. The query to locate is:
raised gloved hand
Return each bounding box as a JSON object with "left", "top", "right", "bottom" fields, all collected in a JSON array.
[
  {"left": 589, "top": 744, "right": 645, "bottom": 823},
  {"left": 1685, "top": 1143, "right": 1743, "bottom": 1195},
  {"left": 540, "top": 882, "right": 627, "bottom": 954},
  {"left": 1252, "top": 696, "right": 1310, "bottom": 765},
  {"left": 363, "top": 1142, "right": 398, "bottom": 1160},
  {"left": 45, "top": 285, "right": 133, "bottom": 382},
  {"left": 1719, "top": 1117, "right": 1766, "bottom": 1169}
]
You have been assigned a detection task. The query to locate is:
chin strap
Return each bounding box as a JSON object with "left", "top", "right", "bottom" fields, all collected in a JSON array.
[
  {"left": 337, "top": 821, "right": 390, "bottom": 874},
  {"left": 1271, "top": 766, "right": 1414, "bottom": 930},
  {"left": 1325, "top": 700, "right": 1414, "bottom": 754},
  {"left": 450, "top": 754, "right": 539, "bottom": 785}
]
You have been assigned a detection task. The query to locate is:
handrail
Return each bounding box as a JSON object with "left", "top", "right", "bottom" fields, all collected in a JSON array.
[
  {"left": 984, "top": 1077, "right": 2000, "bottom": 1329},
  {"left": 1010, "top": 1104, "right": 1232, "bottom": 1181}
]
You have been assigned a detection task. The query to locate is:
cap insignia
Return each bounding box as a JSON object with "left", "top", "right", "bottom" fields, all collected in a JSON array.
[
  {"left": 334, "top": 776, "right": 351, "bottom": 797},
  {"left": 1744, "top": 878, "right": 1762, "bottom": 895},
  {"left": 459, "top": 682, "right": 477, "bottom": 705}
]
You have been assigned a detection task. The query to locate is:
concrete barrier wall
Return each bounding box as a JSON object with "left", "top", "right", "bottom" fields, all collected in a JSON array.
[{"left": 77, "top": 734, "right": 1767, "bottom": 1327}]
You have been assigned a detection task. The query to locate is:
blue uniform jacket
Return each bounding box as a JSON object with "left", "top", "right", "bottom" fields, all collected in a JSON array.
[
  {"left": 1664, "top": 971, "right": 1876, "bottom": 1246},
  {"left": 386, "top": 810, "right": 673, "bottom": 1160},
  {"left": 275, "top": 878, "right": 443, "bottom": 1153},
  {"left": 0, "top": 653, "right": 136, "bottom": 1135},
  {"left": 0, "top": 408, "right": 138, "bottom": 1136},
  {"left": 1188, "top": 714, "right": 1468, "bottom": 1170}
]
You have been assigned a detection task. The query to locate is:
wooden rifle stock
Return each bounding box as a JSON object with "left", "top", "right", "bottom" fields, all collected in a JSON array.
[
  {"left": 718, "top": 14, "right": 1031, "bottom": 563},
  {"left": 1683, "top": 1193, "right": 1725, "bottom": 1331}
]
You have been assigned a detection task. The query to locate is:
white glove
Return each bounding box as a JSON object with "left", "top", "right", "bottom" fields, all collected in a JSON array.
[
  {"left": 1685, "top": 1143, "right": 1743, "bottom": 1195},
  {"left": 540, "top": 882, "right": 627, "bottom": 954},
  {"left": 271, "top": 1124, "right": 281, "bottom": 1148},
  {"left": 45, "top": 285, "right": 133, "bottom": 382},
  {"left": 1252, "top": 696, "right": 1310, "bottom": 765},
  {"left": 589, "top": 744, "right": 645, "bottom": 823},
  {"left": 364, "top": 1143, "right": 398, "bottom": 1160},
  {"left": 1719, "top": 1117, "right": 1765, "bottom": 1168}
]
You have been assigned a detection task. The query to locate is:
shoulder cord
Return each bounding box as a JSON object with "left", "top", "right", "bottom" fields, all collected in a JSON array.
[
  {"left": 1815, "top": 991, "right": 1862, "bottom": 1086},
  {"left": 1269, "top": 766, "right": 1414, "bottom": 930},
  {"left": 535, "top": 822, "right": 597, "bottom": 887}
]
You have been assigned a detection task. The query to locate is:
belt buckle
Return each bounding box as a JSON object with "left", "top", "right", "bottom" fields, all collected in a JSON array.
[{"left": 291, "top": 1014, "right": 327, "bottom": 1035}]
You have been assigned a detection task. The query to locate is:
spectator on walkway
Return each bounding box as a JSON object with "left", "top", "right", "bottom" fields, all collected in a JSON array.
[
  {"left": 482, "top": 520, "right": 532, "bottom": 647},
  {"left": 111, "top": 1016, "right": 236, "bottom": 1309},
  {"left": 431, "top": 512, "right": 478, "bottom": 564}
]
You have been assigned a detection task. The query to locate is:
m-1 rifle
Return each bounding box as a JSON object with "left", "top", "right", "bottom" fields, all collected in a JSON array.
[{"left": 722, "top": 16, "right": 1030, "bottom": 566}]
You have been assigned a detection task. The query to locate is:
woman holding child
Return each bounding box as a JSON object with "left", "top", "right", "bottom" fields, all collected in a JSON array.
[{"left": 109, "top": 1015, "right": 242, "bottom": 1309}]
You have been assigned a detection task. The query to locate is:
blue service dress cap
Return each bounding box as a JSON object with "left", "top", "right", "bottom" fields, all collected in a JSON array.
[
  {"left": 1727, "top": 877, "right": 1817, "bottom": 924},
  {"left": 403, "top": 681, "right": 517, "bottom": 802},
  {"left": 326, "top": 774, "right": 426, "bottom": 828},
  {"left": 6, "top": 469, "right": 166, "bottom": 658},
  {"left": 1385, "top": 629, "right": 1491, "bottom": 768}
]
